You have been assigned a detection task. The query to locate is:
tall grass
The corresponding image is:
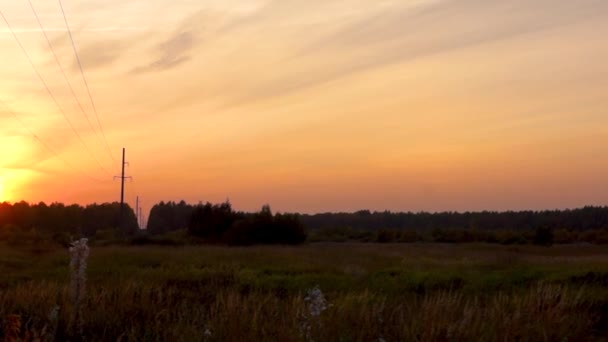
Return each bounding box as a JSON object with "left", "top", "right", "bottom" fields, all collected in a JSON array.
[
  {"left": 1, "top": 243, "right": 607, "bottom": 340},
  {"left": 0, "top": 282, "right": 598, "bottom": 341}
]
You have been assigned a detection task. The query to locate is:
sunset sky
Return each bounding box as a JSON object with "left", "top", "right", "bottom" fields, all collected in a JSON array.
[{"left": 1, "top": 0, "right": 607, "bottom": 214}]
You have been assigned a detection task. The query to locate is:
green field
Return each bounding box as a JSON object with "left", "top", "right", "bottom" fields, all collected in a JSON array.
[{"left": 1, "top": 243, "right": 608, "bottom": 341}]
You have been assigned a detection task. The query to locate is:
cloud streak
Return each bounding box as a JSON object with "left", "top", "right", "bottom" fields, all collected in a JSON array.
[
  {"left": 70, "top": 39, "right": 130, "bottom": 71},
  {"left": 0, "top": 26, "right": 144, "bottom": 33},
  {"left": 214, "top": 0, "right": 608, "bottom": 107},
  {"left": 130, "top": 30, "right": 195, "bottom": 74},
  {"left": 127, "top": 8, "right": 231, "bottom": 75}
]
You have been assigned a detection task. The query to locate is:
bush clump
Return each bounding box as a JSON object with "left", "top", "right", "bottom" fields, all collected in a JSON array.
[{"left": 187, "top": 203, "right": 306, "bottom": 245}]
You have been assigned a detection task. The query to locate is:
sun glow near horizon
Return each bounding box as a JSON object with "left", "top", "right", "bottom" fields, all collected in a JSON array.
[{"left": 0, "top": 177, "right": 5, "bottom": 202}]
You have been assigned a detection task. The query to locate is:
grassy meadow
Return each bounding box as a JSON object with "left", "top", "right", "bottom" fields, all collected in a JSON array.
[{"left": 1, "top": 243, "right": 608, "bottom": 341}]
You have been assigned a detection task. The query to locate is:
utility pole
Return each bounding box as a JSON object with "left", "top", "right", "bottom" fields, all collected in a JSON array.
[
  {"left": 139, "top": 204, "right": 143, "bottom": 229},
  {"left": 114, "top": 148, "right": 132, "bottom": 231},
  {"left": 135, "top": 196, "right": 139, "bottom": 229}
]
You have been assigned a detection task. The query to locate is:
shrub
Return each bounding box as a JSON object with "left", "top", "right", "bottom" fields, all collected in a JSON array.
[
  {"left": 497, "top": 230, "right": 528, "bottom": 245},
  {"left": 376, "top": 229, "right": 397, "bottom": 243},
  {"left": 398, "top": 230, "right": 421, "bottom": 243},
  {"left": 0, "top": 224, "right": 21, "bottom": 242},
  {"left": 533, "top": 227, "right": 554, "bottom": 246},
  {"left": 188, "top": 204, "right": 306, "bottom": 245}
]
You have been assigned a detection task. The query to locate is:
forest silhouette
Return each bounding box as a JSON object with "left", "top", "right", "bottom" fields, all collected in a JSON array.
[{"left": 2, "top": 200, "right": 608, "bottom": 246}]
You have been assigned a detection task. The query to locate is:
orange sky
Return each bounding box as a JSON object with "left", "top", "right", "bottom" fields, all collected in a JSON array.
[{"left": 1, "top": 0, "right": 608, "bottom": 214}]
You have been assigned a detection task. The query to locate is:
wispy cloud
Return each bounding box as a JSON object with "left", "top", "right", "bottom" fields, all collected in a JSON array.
[
  {"left": 69, "top": 39, "right": 130, "bottom": 71},
  {"left": 129, "top": 30, "right": 195, "bottom": 74},
  {"left": 0, "top": 26, "right": 144, "bottom": 33},
  {"left": 215, "top": 0, "right": 608, "bottom": 107}
]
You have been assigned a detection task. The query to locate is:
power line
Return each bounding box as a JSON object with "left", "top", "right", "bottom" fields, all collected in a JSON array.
[
  {"left": 0, "top": 9, "right": 111, "bottom": 177},
  {"left": 58, "top": 0, "right": 116, "bottom": 163},
  {"left": 27, "top": 0, "right": 113, "bottom": 164},
  {"left": 0, "top": 98, "right": 107, "bottom": 183}
]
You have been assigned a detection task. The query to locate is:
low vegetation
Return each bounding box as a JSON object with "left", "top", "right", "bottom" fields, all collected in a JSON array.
[
  {"left": 1, "top": 243, "right": 607, "bottom": 340},
  {"left": 309, "top": 226, "right": 608, "bottom": 245}
]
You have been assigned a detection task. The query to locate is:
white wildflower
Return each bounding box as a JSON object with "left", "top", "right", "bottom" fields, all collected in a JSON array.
[
  {"left": 68, "top": 238, "right": 89, "bottom": 336},
  {"left": 48, "top": 305, "right": 60, "bottom": 322},
  {"left": 304, "top": 287, "right": 327, "bottom": 318},
  {"left": 204, "top": 328, "right": 212, "bottom": 338},
  {"left": 47, "top": 305, "right": 60, "bottom": 342},
  {"left": 300, "top": 286, "right": 329, "bottom": 341}
]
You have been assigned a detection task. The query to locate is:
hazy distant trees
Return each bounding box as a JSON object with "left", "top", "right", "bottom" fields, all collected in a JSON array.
[
  {"left": 300, "top": 207, "right": 608, "bottom": 233},
  {"left": 144, "top": 203, "right": 608, "bottom": 245},
  {"left": 5, "top": 199, "right": 605, "bottom": 246},
  {"left": 0, "top": 201, "right": 138, "bottom": 243},
  {"left": 303, "top": 207, "right": 608, "bottom": 245}
]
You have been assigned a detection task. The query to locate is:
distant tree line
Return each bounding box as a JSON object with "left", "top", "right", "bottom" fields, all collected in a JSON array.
[
  {"left": 145, "top": 203, "right": 608, "bottom": 245},
  {"left": 303, "top": 207, "right": 608, "bottom": 245},
  {"left": 147, "top": 201, "right": 306, "bottom": 245},
  {"left": 308, "top": 225, "right": 608, "bottom": 245},
  {"left": 0, "top": 201, "right": 138, "bottom": 245},
  {"left": 299, "top": 207, "right": 608, "bottom": 232},
  {"left": 3, "top": 199, "right": 608, "bottom": 246}
]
